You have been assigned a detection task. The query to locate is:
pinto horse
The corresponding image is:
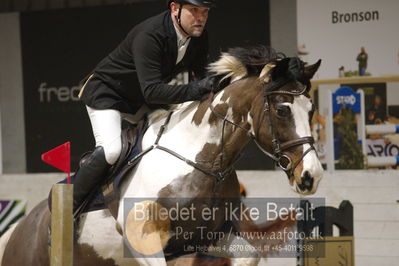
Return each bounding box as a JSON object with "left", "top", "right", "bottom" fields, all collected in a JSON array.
[{"left": 0, "top": 46, "right": 323, "bottom": 266}]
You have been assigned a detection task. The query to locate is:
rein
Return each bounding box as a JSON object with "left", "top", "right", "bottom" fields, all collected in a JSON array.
[
  {"left": 126, "top": 80, "right": 315, "bottom": 188},
  {"left": 208, "top": 84, "right": 315, "bottom": 177}
]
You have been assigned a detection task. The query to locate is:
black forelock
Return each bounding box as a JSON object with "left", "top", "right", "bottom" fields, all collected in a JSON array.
[
  {"left": 227, "top": 45, "right": 284, "bottom": 76},
  {"left": 266, "top": 57, "right": 310, "bottom": 93}
]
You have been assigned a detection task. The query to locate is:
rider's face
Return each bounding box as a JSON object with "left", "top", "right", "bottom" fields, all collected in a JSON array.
[{"left": 171, "top": 4, "right": 210, "bottom": 37}]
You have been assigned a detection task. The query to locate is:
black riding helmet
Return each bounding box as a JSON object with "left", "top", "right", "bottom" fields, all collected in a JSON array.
[
  {"left": 166, "top": 0, "right": 215, "bottom": 36},
  {"left": 166, "top": 0, "right": 216, "bottom": 8}
]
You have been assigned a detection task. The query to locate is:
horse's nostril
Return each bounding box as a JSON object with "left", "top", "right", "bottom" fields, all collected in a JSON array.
[
  {"left": 303, "top": 171, "right": 311, "bottom": 179},
  {"left": 300, "top": 171, "right": 314, "bottom": 189},
  {"left": 303, "top": 178, "right": 313, "bottom": 188}
]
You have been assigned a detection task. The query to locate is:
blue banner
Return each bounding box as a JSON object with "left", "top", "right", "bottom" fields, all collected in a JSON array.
[{"left": 332, "top": 86, "right": 361, "bottom": 114}]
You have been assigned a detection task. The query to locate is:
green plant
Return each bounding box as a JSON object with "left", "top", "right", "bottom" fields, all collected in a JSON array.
[
  {"left": 344, "top": 70, "right": 371, "bottom": 77},
  {"left": 335, "top": 105, "right": 365, "bottom": 169}
]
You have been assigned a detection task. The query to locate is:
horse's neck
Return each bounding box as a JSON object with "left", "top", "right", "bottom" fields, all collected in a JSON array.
[{"left": 145, "top": 91, "right": 253, "bottom": 168}]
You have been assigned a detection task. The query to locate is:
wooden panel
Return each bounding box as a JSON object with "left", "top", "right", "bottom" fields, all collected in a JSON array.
[
  {"left": 239, "top": 170, "right": 399, "bottom": 188},
  {"left": 356, "top": 239, "right": 399, "bottom": 257},
  {"left": 316, "top": 170, "right": 399, "bottom": 188},
  {"left": 356, "top": 256, "right": 399, "bottom": 266},
  {"left": 313, "top": 187, "right": 398, "bottom": 204},
  {"left": 311, "top": 75, "right": 399, "bottom": 88},
  {"left": 355, "top": 221, "right": 399, "bottom": 239},
  {"left": 304, "top": 237, "right": 354, "bottom": 266},
  {"left": 354, "top": 203, "right": 399, "bottom": 222}
]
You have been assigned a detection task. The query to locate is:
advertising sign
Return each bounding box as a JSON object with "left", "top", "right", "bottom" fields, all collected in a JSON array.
[
  {"left": 297, "top": 0, "right": 399, "bottom": 79},
  {"left": 332, "top": 86, "right": 361, "bottom": 114}
]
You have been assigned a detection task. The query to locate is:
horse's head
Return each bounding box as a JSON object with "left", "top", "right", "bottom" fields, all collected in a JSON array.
[
  {"left": 251, "top": 57, "right": 323, "bottom": 195},
  {"left": 208, "top": 46, "right": 322, "bottom": 195}
]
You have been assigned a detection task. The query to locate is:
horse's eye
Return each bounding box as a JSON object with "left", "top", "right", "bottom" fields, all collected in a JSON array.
[{"left": 276, "top": 106, "right": 291, "bottom": 117}]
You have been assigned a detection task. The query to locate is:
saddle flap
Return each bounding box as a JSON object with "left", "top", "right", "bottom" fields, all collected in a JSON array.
[
  {"left": 107, "top": 122, "right": 139, "bottom": 178},
  {"left": 102, "top": 118, "right": 149, "bottom": 219}
]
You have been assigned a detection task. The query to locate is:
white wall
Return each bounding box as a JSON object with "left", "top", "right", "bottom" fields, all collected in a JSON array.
[
  {"left": 0, "top": 12, "right": 26, "bottom": 173},
  {"left": 0, "top": 173, "right": 63, "bottom": 212},
  {"left": 297, "top": 0, "right": 399, "bottom": 79},
  {"left": 270, "top": 0, "right": 297, "bottom": 57},
  {"left": 0, "top": 107, "right": 2, "bottom": 174},
  {"left": 387, "top": 82, "right": 399, "bottom": 107}
]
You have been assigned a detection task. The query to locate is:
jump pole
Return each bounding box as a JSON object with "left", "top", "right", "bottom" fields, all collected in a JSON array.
[
  {"left": 41, "top": 142, "right": 73, "bottom": 266},
  {"left": 365, "top": 124, "right": 399, "bottom": 167},
  {"left": 50, "top": 184, "right": 73, "bottom": 266},
  {"left": 367, "top": 156, "right": 399, "bottom": 167},
  {"left": 365, "top": 124, "right": 399, "bottom": 135}
]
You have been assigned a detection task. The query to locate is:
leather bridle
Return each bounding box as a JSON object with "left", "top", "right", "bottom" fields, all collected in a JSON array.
[
  {"left": 209, "top": 84, "right": 316, "bottom": 178},
  {"left": 126, "top": 80, "right": 316, "bottom": 187}
]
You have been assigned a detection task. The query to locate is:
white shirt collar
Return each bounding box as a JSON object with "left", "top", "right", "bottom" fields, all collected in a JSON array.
[
  {"left": 173, "top": 22, "right": 191, "bottom": 64},
  {"left": 173, "top": 22, "right": 190, "bottom": 47}
]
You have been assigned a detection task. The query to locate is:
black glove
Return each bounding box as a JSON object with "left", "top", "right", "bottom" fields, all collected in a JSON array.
[{"left": 192, "top": 75, "right": 226, "bottom": 95}]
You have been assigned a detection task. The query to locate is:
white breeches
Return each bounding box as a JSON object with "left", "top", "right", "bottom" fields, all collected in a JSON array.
[
  {"left": 86, "top": 105, "right": 149, "bottom": 165},
  {"left": 86, "top": 106, "right": 122, "bottom": 165}
]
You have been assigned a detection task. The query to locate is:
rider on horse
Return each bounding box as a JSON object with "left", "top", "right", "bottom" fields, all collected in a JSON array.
[{"left": 75, "top": 0, "right": 220, "bottom": 212}]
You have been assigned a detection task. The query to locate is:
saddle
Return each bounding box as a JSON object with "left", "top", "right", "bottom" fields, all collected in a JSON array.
[
  {"left": 48, "top": 118, "right": 148, "bottom": 219},
  {"left": 100, "top": 118, "right": 149, "bottom": 219}
]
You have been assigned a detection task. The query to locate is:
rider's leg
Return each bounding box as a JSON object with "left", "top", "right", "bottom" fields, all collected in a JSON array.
[{"left": 73, "top": 106, "right": 122, "bottom": 211}]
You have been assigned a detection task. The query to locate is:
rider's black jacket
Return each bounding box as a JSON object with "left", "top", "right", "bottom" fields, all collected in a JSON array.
[{"left": 80, "top": 10, "right": 209, "bottom": 114}]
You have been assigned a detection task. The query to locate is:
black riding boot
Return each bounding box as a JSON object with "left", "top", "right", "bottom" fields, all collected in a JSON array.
[{"left": 73, "top": 146, "right": 110, "bottom": 212}]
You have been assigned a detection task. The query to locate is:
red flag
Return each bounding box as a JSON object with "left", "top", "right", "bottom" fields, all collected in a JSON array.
[{"left": 42, "top": 142, "right": 71, "bottom": 183}]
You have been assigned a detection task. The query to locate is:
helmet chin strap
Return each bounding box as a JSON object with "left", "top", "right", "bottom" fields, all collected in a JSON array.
[{"left": 175, "top": 4, "right": 190, "bottom": 36}]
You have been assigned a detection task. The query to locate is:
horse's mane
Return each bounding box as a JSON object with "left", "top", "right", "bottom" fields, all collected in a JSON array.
[
  {"left": 208, "top": 45, "right": 284, "bottom": 82},
  {"left": 148, "top": 46, "right": 285, "bottom": 124}
]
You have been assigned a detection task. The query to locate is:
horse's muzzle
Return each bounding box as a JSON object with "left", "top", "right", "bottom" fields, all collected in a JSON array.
[{"left": 297, "top": 170, "right": 314, "bottom": 192}]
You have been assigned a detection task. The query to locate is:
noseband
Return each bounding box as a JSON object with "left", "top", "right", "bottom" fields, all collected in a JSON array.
[
  {"left": 254, "top": 86, "right": 315, "bottom": 176},
  {"left": 209, "top": 85, "right": 316, "bottom": 177}
]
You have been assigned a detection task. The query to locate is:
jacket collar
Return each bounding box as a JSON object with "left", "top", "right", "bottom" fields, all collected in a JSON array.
[
  {"left": 164, "top": 11, "right": 178, "bottom": 64},
  {"left": 163, "top": 11, "right": 200, "bottom": 68}
]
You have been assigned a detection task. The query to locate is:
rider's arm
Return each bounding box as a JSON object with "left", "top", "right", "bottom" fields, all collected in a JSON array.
[{"left": 132, "top": 32, "right": 210, "bottom": 104}]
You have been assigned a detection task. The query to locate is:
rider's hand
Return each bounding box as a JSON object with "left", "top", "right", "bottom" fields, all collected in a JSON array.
[
  {"left": 192, "top": 75, "right": 215, "bottom": 94},
  {"left": 193, "top": 75, "right": 225, "bottom": 95}
]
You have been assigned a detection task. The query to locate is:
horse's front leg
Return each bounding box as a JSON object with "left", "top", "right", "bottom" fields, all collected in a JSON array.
[
  {"left": 230, "top": 201, "right": 297, "bottom": 261},
  {"left": 123, "top": 201, "right": 169, "bottom": 266},
  {"left": 212, "top": 231, "right": 261, "bottom": 266},
  {"left": 134, "top": 256, "right": 167, "bottom": 266},
  {"left": 125, "top": 223, "right": 168, "bottom": 266}
]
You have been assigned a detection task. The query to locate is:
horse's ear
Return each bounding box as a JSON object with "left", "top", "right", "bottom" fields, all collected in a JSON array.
[
  {"left": 259, "top": 63, "right": 276, "bottom": 83},
  {"left": 304, "top": 59, "right": 321, "bottom": 80}
]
